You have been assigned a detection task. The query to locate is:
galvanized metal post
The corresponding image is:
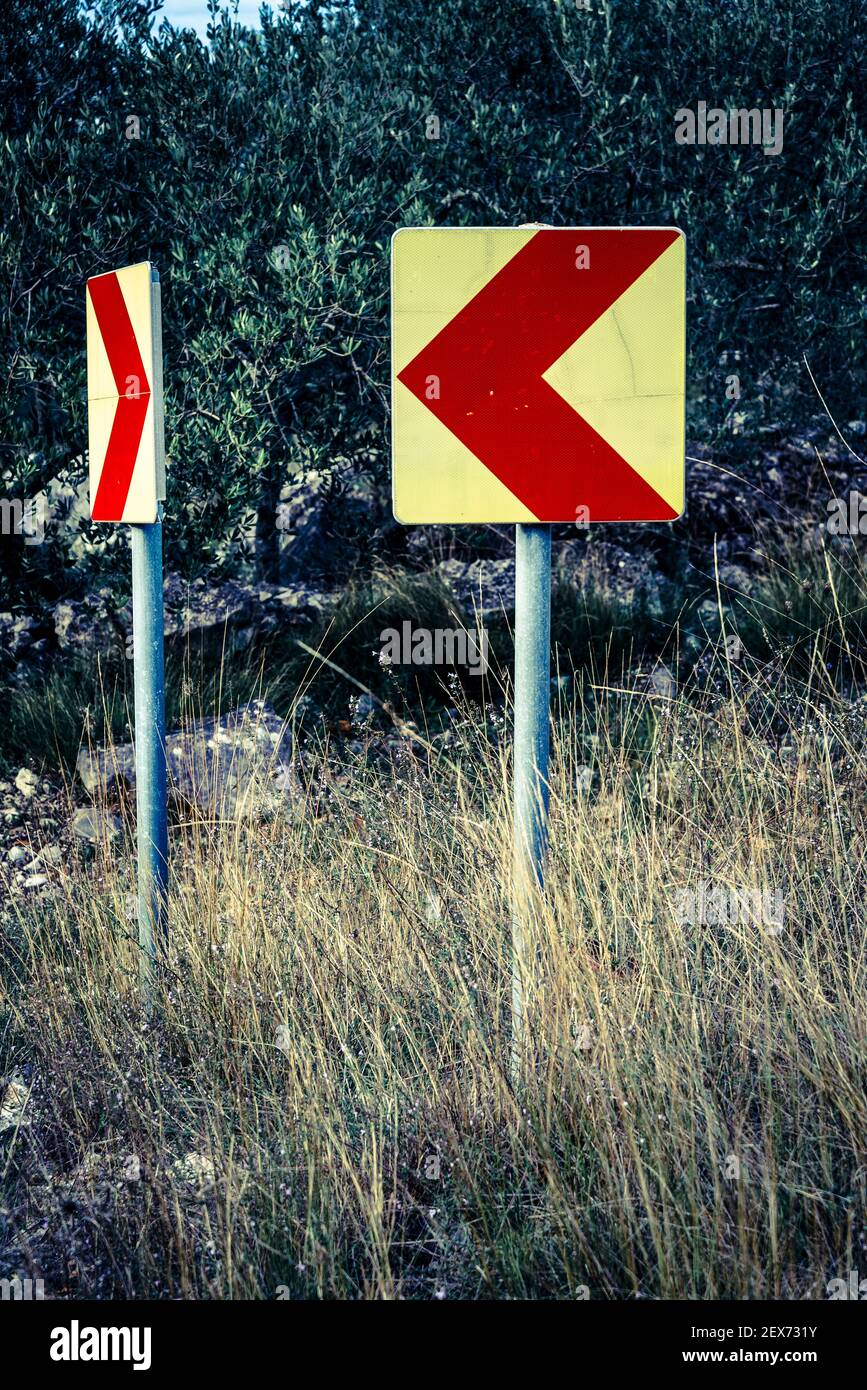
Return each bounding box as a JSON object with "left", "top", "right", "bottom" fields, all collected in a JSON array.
[
  {"left": 511, "top": 522, "right": 552, "bottom": 1081},
  {"left": 131, "top": 507, "right": 167, "bottom": 1002}
]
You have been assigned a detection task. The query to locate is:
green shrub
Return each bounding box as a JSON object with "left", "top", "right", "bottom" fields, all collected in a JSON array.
[{"left": 2, "top": 0, "right": 865, "bottom": 613}]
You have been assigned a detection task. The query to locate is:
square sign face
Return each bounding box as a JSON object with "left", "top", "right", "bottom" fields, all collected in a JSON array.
[
  {"left": 86, "top": 261, "right": 165, "bottom": 523},
  {"left": 391, "top": 226, "right": 685, "bottom": 524}
]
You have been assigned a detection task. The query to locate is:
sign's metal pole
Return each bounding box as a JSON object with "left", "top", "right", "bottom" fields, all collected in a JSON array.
[
  {"left": 511, "top": 521, "right": 552, "bottom": 1082},
  {"left": 131, "top": 507, "right": 168, "bottom": 1004}
]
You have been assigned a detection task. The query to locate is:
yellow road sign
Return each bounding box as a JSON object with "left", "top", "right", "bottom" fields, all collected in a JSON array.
[
  {"left": 86, "top": 261, "right": 165, "bottom": 523},
  {"left": 391, "top": 226, "right": 686, "bottom": 524}
]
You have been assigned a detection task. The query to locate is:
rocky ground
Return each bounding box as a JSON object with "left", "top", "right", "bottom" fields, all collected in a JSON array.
[
  {"left": 0, "top": 697, "right": 429, "bottom": 914},
  {"left": 4, "top": 417, "right": 865, "bottom": 665}
]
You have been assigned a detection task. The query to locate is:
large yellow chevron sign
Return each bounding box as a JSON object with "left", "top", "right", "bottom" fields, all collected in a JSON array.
[{"left": 391, "top": 226, "right": 686, "bottom": 524}]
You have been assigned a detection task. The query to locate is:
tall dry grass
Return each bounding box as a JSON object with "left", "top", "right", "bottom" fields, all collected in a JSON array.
[{"left": 2, "top": 632, "right": 864, "bottom": 1300}]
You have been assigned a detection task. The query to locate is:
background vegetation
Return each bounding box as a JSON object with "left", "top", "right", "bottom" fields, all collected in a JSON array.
[{"left": 2, "top": 0, "right": 866, "bottom": 607}]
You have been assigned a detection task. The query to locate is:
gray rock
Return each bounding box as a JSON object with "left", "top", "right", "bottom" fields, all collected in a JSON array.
[
  {"left": 0, "top": 1071, "right": 30, "bottom": 1132},
  {"left": 275, "top": 469, "right": 331, "bottom": 578},
  {"left": 405, "top": 528, "right": 434, "bottom": 560},
  {"left": 696, "top": 598, "right": 725, "bottom": 629},
  {"left": 163, "top": 574, "right": 257, "bottom": 642},
  {"left": 648, "top": 663, "right": 677, "bottom": 699},
  {"left": 70, "top": 806, "right": 123, "bottom": 843},
  {"left": 559, "top": 541, "right": 666, "bottom": 620},
  {"left": 77, "top": 700, "right": 298, "bottom": 819},
  {"left": 54, "top": 588, "right": 128, "bottom": 654},
  {"left": 52, "top": 575, "right": 330, "bottom": 662},
  {"left": 163, "top": 574, "right": 330, "bottom": 645},
  {"left": 717, "top": 563, "right": 754, "bottom": 595},
  {"left": 275, "top": 469, "right": 380, "bottom": 582},
  {"left": 436, "top": 558, "right": 516, "bottom": 618},
  {"left": 33, "top": 843, "right": 63, "bottom": 867},
  {"left": 14, "top": 768, "right": 39, "bottom": 799},
  {"left": 169, "top": 1149, "right": 247, "bottom": 1203},
  {"left": 77, "top": 742, "right": 135, "bottom": 795},
  {"left": 0, "top": 612, "right": 39, "bottom": 661},
  {"left": 437, "top": 544, "right": 667, "bottom": 623}
]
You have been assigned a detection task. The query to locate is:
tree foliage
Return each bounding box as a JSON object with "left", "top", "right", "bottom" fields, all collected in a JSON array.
[{"left": 1, "top": 0, "right": 865, "bottom": 606}]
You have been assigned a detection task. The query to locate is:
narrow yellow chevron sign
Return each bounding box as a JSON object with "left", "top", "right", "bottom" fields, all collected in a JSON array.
[
  {"left": 391, "top": 226, "right": 686, "bottom": 524},
  {"left": 86, "top": 261, "right": 165, "bottom": 523}
]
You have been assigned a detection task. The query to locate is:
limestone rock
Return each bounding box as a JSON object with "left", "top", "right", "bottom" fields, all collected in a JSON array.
[
  {"left": 70, "top": 806, "right": 123, "bottom": 843},
  {"left": 436, "top": 557, "right": 516, "bottom": 618},
  {"left": 0, "top": 1070, "right": 30, "bottom": 1132},
  {"left": 77, "top": 700, "right": 298, "bottom": 818},
  {"left": 14, "top": 768, "right": 38, "bottom": 799},
  {"left": 53, "top": 588, "right": 128, "bottom": 655}
]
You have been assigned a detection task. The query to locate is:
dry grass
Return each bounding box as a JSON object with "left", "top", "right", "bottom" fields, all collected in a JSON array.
[{"left": 2, "top": 632, "right": 865, "bottom": 1301}]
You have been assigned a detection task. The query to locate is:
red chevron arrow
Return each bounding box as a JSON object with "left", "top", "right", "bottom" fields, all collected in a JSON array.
[
  {"left": 397, "top": 228, "right": 679, "bottom": 521},
  {"left": 88, "top": 271, "right": 151, "bottom": 521}
]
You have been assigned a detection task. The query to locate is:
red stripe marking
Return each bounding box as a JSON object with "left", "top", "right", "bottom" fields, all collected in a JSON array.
[
  {"left": 91, "top": 394, "right": 151, "bottom": 521},
  {"left": 88, "top": 271, "right": 151, "bottom": 521},
  {"left": 398, "top": 229, "right": 680, "bottom": 521}
]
